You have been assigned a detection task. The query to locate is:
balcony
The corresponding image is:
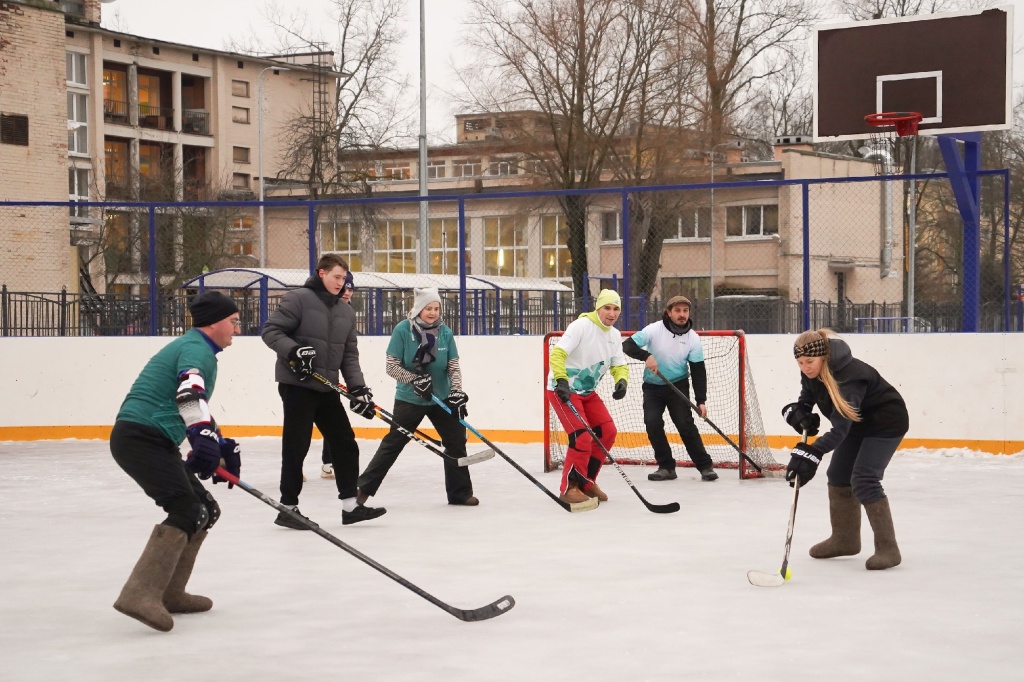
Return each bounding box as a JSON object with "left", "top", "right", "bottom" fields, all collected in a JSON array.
[
  {"left": 104, "top": 99, "right": 130, "bottom": 126},
  {"left": 138, "top": 104, "right": 174, "bottom": 131},
  {"left": 105, "top": 174, "right": 130, "bottom": 200},
  {"left": 182, "top": 109, "right": 210, "bottom": 135}
]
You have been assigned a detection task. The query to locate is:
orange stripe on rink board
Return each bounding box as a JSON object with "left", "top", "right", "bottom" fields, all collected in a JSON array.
[{"left": 0, "top": 426, "right": 1021, "bottom": 456}]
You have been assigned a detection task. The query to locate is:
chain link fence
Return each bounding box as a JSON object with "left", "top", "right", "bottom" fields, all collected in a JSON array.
[{"left": 1, "top": 169, "right": 1018, "bottom": 336}]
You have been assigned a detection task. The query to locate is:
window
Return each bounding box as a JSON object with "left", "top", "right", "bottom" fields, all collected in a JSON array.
[
  {"left": 374, "top": 220, "right": 418, "bottom": 273},
  {"left": 67, "top": 93, "right": 88, "bottom": 155},
  {"left": 674, "top": 206, "right": 711, "bottom": 239},
  {"left": 488, "top": 158, "right": 516, "bottom": 176},
  {"left": 232, "top": 173, "right": 250, "bottom": 189},
  {"left": 429, "top": 218, "right": 468, "bottom": 275},
  {"left": 425, "top": 158, "right": 446, "bottom": 179},
  {"left": 319, "top": 221, "right": 363, "bottom": 270},
  {"left": 231, "top": 80, "right": 250, "bottom": 97},
  {"left": 484, "top": 216, "right": 527, "bottom": 277},
  {"left": 383, "top": 161, "right": 411, "bottom": 180},
  {"left": 1, "top": 114, "right": 29, "bottom": 146},
  {"left": 231, "top": 217, "right": 254, "bottom": 231},
  {"left": 231, "top": 241, "right": 254, "bottom": 256},
  {"left": 661, "top": 276, "right": 710, "bottom": 303},
  {"left": 233, "top": 146, "right": 250, "bottom": 164},
  {"left": 103, "top": 67, "right": 129, "bottom": 123},
  {"left": 542, "top": 215, "right": 572, "bottom": 280},
  {"left": 69, "top": 167, "right": 90, "bottom": 218},
  {"left": 452, "top": 157, "right": 482, "bottom": 177},
  {"left": 232, "top": 107, "right": 250, "bottom": 124},
  {"left": 464, "top": 118, "right": 489, "bottom": 131},
  {"left": 726, "top": 205, "right": 779, "bottom": 237},
  {"left": 66, "top": 52, "right": 87, "bottom": 86},
  {"left": 601, "top": 212, "right": 620, "bottom": 242}
]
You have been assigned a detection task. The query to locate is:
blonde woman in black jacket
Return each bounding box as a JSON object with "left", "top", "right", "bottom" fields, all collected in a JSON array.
[{"left": 782, "top": 329, "right": 908, "bottom": 570}]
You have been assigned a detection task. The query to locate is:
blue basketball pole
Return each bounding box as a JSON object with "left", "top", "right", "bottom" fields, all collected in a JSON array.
[{"left": 936, "top": 133, "right": 982, "bottom": 332}]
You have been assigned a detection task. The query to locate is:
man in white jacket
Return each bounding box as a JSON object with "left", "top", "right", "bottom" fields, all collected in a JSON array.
[{"left": 622, "top": 295, "right": 718, "bottom": 482}]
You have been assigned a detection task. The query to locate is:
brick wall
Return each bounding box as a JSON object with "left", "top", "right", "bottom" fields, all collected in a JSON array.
[{"left": 0, "top": 1, "right": 73, "bottom": 291}]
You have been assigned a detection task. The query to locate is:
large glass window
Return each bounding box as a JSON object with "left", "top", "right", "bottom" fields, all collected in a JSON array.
[
  {"left": 675, "top": 206, "right": 711, "bottom": 239},
  {"left": 67, "top": 92, "right": 88, "bottom": 155},
  {"left": 374, "top": 220, "right": 417, "bottom": 272},
  {"left": 425, "top": 159, "right": 446, "bottom": 179},
  {"left": 66, "top": 52, "right": 87, "bottom": 86},
  {"left": 452, "top": 157, "right": 482, "bottom": 177},
  {"left": 103, "top": 67, "right": 128, "bottom": 124},
  {"left": 69, "top": 167, "right": 89, "bottom": 218},
  {"left": 542, "top": 215, "right": 571, "bottom": 280},
  {"left": 429, "top": 218, "right": 466, "bottom": 275},
  {"left": 662, "top": 276, "right": 710, "bottom": 302},
  {"left": 601, "top": 212, "right": 620, "bottom": 242},
  {"left": 484, "top": 216, "right": 528, "bottom": 277},
  {"left": 320, "top": 221, "right": 363, "bottom": 270},
  {"left": 726, "top": 204, "right": 779, "bottom": 237}
]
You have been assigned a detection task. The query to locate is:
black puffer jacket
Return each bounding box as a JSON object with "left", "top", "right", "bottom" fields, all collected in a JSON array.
[
  {"left": 261, "top": 276, "right": 365, "bottom": 391},
  {"left": 798, "top": 338, "right": 908, "bottom": 453}
]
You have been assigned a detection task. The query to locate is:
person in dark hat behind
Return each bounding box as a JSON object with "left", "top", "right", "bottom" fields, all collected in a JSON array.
[
  {"left": 622, "top": 295, "right": 719, "bottom": 482},
  {"left": 109, "top": 290, "right": 244, "bottom": 632}
]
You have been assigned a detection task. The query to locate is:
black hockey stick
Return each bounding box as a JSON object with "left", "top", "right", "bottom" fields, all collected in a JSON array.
[
  {"left": 654, "top": 370, "right": 763, "bottom": 474},
  {"left": 562, "top": 399, "right": 680, "bottom": 514},
  {"left": 311, "top": 373, "right": 493, "bottom": 467},
  {"left": 215, "top": 466, "right": 515, "bottom": 621},
  {"left": 429, "top": 395, "right": 598, "bottom": 513},
  {"left": 747, "top": 432, "right": 807, "bottom": 588}
]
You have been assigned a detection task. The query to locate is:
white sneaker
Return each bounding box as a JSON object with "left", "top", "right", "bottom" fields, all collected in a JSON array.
[{"left": 321, "top": 463, "right": 335, "bottom": 479}]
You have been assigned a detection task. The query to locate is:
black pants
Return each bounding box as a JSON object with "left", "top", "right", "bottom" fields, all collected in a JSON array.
[
  {"left": 826, "top": 433, "right": 904, "bottom": 505},
  {"left": 642, "top": 380, "right": 713, "bottom": 471},
  {"left": 110, "top": 420, "right": 215, "bottom": 538},
  {"left": 357, "top": 400, "right": 473, "bottom": 504},
  {"left": 279, "top": 383, "right": 360, "bottom": 505}
]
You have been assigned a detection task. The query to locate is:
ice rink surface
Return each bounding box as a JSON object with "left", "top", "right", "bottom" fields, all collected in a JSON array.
[{"left": 2, "top": 438, "right": 1022, "bottom": 682}]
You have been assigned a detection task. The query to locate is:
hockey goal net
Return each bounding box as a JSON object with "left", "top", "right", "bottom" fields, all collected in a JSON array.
[{"left": 543, "top": 330, "right": 781, "bottom": 479}]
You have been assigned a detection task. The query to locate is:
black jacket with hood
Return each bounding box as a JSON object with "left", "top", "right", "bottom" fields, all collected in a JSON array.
[{"left": 798, "top": 338, "right": 908, "bottom": 454}]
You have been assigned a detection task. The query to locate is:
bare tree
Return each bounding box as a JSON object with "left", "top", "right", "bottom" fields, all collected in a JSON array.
[
  {"left": 675, "top": 0, "right": 818, "bottom": 145},
  {"left": 461, "top": 0, "right": 673, "bottom": 298}
]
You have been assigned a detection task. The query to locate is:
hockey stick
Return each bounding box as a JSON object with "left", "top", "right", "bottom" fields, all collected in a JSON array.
[
  {"left": 311, "top": 373, "right": 493, "bottom": 467},
  {"left": 562, "top": 399, "right": 680, "bottom": 514},
  {"left": 746, "top": 432, "right": 807, "bottom": 588},
  {"left": 429, "top": 395, "right": 598, "bottom": 513},
  {"left": 214, "top": 466, "right": 515, "bottom": 621},
  {"left": 653, "top": 370, "right": 763, "bottom": 474}
]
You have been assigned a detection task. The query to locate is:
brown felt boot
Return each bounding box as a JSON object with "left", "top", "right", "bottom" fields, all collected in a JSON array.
[
  {"left": 114, "top": 524, "right": 188, "bottom": 632},
  {"left": 163, "top": 530, "right": 213, "bottom": 614},
  {"left": 583, "top": 481, "right": 608, "bottom": 502},
  {"left": 559, "top": 483, "right": 589, "bottom": 504},
  {"left": 809, "top": 485, "right": 862, "bottom": 559},
  {"left": 865, "top": 497, "right": 902, "bottom": 570}
]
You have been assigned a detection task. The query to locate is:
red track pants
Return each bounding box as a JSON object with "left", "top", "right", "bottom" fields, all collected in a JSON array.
[{"left": 547, "top": 390, "right": 617, "bottom": 494}]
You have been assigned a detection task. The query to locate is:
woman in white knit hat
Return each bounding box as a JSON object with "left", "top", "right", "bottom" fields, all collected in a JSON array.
[
  {"left": 547, "top": 289, "right": 629, "bottom": 505},
  {"left": 356, "top": 287, "right": 477, "bottom": 506}
]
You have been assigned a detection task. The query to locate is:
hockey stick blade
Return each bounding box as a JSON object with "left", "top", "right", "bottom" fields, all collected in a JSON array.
[
  {"left": 216, "top": 467, "right": 516, "bottom": 621},
  {"left": 645, "top": 499, "right": 682, "bottom": 514},
  {"left": 746, "top": 570, "right": 786, "bottom": 587},
  {"left": 459, "top": 448, "right": 495, "bottom": 466},
  {"left": 447, "top": 595, "right": 516, "bottom": 622}
]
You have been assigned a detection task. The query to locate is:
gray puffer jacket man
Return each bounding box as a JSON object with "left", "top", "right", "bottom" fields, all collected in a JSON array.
[{"left": 260, "top": 256, "right": 385, "bottom": 527}]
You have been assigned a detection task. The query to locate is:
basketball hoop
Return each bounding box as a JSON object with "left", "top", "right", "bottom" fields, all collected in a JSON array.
[{"left": 862, "top": 112, "right": 922, "bottom": 176}]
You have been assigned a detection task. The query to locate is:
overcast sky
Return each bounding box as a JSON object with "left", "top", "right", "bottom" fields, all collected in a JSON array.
[{"left": 100, "top": 0, "right": 1022, "bottom": 144}]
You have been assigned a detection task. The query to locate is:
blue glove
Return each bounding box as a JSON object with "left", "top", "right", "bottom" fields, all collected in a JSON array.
[
  {"left": 348, "top": 386, "right": 376, "bottom": 420},
  {"left": 184, "top": 424, "right": 221, "bottom": 479},
  {"left": 444, "top": 390, "right": 469, "bottom": 420},
  {"left": 213, "top": 438, "right": 241, "bottom": 489},
  {"left": 786, "top": 443, "right": 822, "bottom": 488}
]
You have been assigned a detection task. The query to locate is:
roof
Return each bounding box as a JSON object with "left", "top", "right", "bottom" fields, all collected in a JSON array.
[{"left": 181, "top": 268, "right": 572, "bottom": 293}]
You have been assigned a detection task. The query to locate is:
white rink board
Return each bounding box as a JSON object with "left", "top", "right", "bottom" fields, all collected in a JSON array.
[{"left": 0, "top": 333, "right": 1022, "bottom": 450}]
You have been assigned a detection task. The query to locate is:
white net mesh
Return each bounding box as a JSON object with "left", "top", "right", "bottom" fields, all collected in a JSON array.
[{"left": 543, "top": 330, "right": 782, "bottom": 478}]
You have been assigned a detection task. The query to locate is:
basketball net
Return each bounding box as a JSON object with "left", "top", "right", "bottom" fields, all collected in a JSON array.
[{"left": 863, "top": 112, "right": 922, "bottom": 176}]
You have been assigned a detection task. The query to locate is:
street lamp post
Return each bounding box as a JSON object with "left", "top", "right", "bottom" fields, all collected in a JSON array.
[
  {"left": 707, "top": 142, "right": 736, "bottom": 329},
  {"left": 416, "top": 0, "right": 429, "bottom": 273},
  {"left": 257, "top": 65, "right": 290, "bottom": 268}
]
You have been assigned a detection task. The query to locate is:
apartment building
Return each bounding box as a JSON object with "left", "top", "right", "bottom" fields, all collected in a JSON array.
[
  {"left": 0, "top": 0, "right": 327, "bottom": 293},
  {"left": 318, "top": 113, "right": 901, "bottom": 310}
]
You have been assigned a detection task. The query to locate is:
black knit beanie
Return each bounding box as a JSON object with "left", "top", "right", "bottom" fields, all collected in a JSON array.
[{"left": 189, "top": 291, "right": 239, "bottom": 327}]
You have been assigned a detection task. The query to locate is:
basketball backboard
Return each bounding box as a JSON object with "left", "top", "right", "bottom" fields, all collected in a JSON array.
[{"left": 813, "top": 6, "right": 1013, "bottom": 141}]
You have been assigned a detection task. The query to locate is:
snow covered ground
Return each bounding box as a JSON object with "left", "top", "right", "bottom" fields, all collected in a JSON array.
[{"left": 1, "top": 438, "right": 1022, "bottom": 681}]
